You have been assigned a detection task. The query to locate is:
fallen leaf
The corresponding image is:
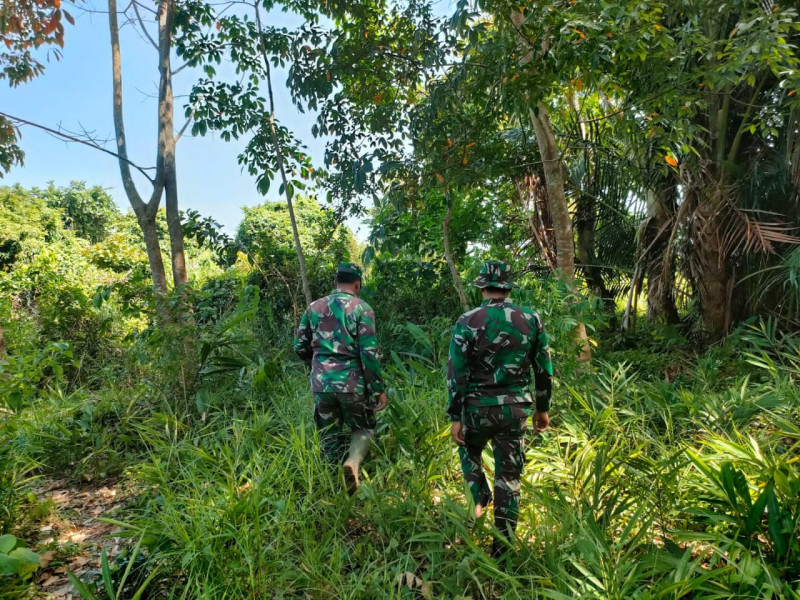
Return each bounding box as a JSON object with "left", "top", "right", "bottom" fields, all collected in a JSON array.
[
  {"left": 42, "top": 575, "right": 63, "bottom": 587},
  {"left": 69, "top": 556, "right": 88, "bottom": 567},
  {"left": 396, "top": 572, "right": 432, "bottom": 599},
  {"left": 39, "top": 550, "right": 55, "bottom": 568},
  {"left": 51, "top": 583, "right": 74, "bottom": 596}
]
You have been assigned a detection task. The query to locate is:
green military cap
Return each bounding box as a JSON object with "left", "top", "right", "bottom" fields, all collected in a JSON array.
[
  {"left": 473, "top": 260, "right": 518, "bottom": 290},
  {"left": 337, "top": 262, "right": 363, "bottom": 279}
]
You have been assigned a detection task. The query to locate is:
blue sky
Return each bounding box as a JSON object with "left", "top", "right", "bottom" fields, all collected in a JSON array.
[{"left": 0, "top": 3, "right": 356, "bottom": 236}]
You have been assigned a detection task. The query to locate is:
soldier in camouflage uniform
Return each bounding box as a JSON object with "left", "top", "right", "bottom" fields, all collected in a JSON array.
[
  {"left": 447, "top": 260, "right": 553, "bottom": 556},
  {"left": 294, "top": 263, "right": 388, "bottom": 494}
]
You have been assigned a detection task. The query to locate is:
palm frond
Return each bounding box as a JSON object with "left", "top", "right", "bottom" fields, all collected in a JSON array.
[{"left": 720, "top": 203, "right": 800, "bottom": 257}]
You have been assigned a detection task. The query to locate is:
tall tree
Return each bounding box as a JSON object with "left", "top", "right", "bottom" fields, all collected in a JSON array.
[
  {"left": 180, "top": 0, "right": 325, "bottom": 305},
  {"left": 620, "top": 0, "right": 800, "bottom": 336},
  {"left": 108, "top": 0, "right": 188, "bottom": 297}
]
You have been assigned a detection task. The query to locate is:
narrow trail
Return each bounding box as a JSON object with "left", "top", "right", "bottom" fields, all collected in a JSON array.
[{"left": 27, "top": 478, "right": 132, "bottom": 599}]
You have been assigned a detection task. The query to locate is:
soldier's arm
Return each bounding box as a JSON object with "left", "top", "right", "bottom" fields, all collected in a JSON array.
[
  {"left": 446, "top": 318, "right": 471, "bottom": 422},
  {"left": 530, "top": 314, "right": 553, "bottom": 412},
  {"left": 293, "top": 308, "right": 313, "bottom": 364},
  {"left": 357, "top": 305, "right": 386, "bottom": 396}
]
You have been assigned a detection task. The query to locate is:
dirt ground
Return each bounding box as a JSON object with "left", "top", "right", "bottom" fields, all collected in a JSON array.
[{"left": 26, "top": 478, "right": 133, "bottom": 599}]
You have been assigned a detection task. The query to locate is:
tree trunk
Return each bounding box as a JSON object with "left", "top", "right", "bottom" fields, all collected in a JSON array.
[
  {"left": 255, "top": 5, "right": 312, "bottom": 306},
  {"left": 644, "top": 185, "right": 680, "bottom": 325},
  {"left": 529, "top": 104, "right": 574, "bottom": 277},
  {"left": 528, "top": 103, "right": 592, "bottom": 362},
  {"left": 443, "top": 201, "right": 468, "bottom": 312},
  {"left": 575, "top": 190, "right": 614, "bottom": 309},
  {"left": 136, "top": 210, "right": 169, "bottom": 294},
  {"left": 691, "top": 190, "right": 733, "bottom": 337},
  {"left": 165, "top": 176, "right": 187, "bottom": 288},
  {"left": 156, "top": 0, "right": 187, "bottom": 290},
  {"left": 108, "top": 0, "right": 171, "bottom": 295},
  {"left": 515, "top": 174, "right": 556, "bottom": 271}
]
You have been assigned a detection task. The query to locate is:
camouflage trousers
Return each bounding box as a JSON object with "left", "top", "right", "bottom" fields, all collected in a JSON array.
[
  {"left": 459, "top": 404, "right": 529, "bottom": 539},
  {"left": 313, "top": 392, "right": 376, "bottom": 463}
]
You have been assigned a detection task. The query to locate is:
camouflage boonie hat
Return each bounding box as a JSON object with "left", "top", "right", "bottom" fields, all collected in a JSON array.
[
  {"left": 473, "top": 260, "right": 518, "bottom": 290},
  {"left": 337, "top": 262, "right": 363, "bottom": 280}
]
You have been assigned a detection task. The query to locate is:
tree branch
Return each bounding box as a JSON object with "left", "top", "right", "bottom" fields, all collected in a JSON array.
[
  {"left": 131, "top": 0, "right": 159, "bottom": 51},
  {"left": 109, "top": 0, "right": 156, "bottom": 212},
  {"left": 0, "top": 110, "right": 156, "bottom": 183},
  {"left": 175, "top": 116, "right": 193, "bottom": 143}
]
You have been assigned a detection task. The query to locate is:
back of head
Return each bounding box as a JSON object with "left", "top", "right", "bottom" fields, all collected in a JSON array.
[{"left": 335, "top": 262, "right": 363, "bottom": 294}]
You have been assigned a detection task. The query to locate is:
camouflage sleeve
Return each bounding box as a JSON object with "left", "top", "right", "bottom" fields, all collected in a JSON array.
[
  {"left": 446, "top": 317, "right": 471, "bottom": 422},
  {"left": 531, "top": 314, "right": 553, "bottom": 412},
  {"left": 357, "top": 305, "right": 386, "bottom": 396},
  {"left": 293, "top": 308, "right": 313, "bottom": 364}
]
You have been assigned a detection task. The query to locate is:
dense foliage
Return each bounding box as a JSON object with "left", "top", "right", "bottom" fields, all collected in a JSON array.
[
  {"left": 2, "top": 0, "right": 800, "bottom": 598},
  {"left": 2, "top": 180, "right": 800, "bottom": 598}
]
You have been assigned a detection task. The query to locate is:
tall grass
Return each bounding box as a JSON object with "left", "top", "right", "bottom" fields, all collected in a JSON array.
[{"left": 2, "top": 321, "right": 799, "bottom": 599}]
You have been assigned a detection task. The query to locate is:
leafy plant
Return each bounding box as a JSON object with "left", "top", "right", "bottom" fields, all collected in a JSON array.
[
  {"left": 0, "top": 534, "right": 40, "bottom": 580},
  {"left": 0, "top": 341, "right": 76, "bottom": 412},
  {"left": 68, "top": 538, "right": 159, "bottom": 600}
]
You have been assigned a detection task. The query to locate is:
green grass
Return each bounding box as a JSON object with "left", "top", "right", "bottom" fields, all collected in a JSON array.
[{"left": 2, "top": 324, "right": 800, "bottom": 599}]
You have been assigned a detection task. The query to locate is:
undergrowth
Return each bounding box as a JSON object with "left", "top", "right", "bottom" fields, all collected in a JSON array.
[{"left": 2, "top": 318, "right": 799, "bottom": 599}]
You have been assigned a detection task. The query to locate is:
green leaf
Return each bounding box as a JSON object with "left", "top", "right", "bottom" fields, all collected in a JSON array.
[
  {"left": 766, "top": 485, "right": 787, "bottom": 557},
  {"left": 0, "top": 534, "right": 17, "bottom": 554},
  {"left": 0, "top": 554, "right": 21, "bottom": 576},
  {"left": 9, "top": 547, "right": 40, "bottom": 566},
  {"left": 100, "top": 549, "right": 114, "bottom": 600},
  {"left": 745, "top": 484, "right": 770, "bottom": 534},
  {"left": 68, "top": 571, "right": 99, "bottom": 600}
]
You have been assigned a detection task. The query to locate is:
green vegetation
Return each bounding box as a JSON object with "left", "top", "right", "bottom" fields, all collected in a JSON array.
[
  {"left": 3, "top": 0, "right": 800, "bottom": 597},
  {"left": 2, "top": 182, "right": 800, "bottom": 598}
]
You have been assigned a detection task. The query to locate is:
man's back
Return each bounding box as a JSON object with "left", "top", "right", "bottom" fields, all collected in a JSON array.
[
  {"left": 294, "top": 290, "right": 383, "bottom": 395},
  {"left": 448, "top": 297, "right": 552, "bottom": 415}
]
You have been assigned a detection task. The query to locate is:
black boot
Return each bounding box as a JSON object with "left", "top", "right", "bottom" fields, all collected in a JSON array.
[{"left": 490, "top": 538, "right": 509, "bottom": 562}]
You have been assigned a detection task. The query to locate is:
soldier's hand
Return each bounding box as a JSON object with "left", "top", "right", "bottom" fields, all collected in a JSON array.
[
  {"left": 450, "top": 421, "right": 465, "bottom": 446},
  {"left": 375, "top": 392, "right": 388, "bottom": 412},
  {"left": 532, "top": 410, "right": 549, "bottom": 434}
]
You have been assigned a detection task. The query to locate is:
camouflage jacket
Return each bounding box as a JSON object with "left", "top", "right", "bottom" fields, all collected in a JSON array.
[
  {"left": 447, "top": 298, "right": 553, "bottom": 421},
  {"left": 293, "top": 290, "right": 386, "bottom": 396}
]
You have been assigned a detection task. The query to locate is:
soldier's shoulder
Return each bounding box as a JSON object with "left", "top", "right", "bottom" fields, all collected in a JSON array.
[
  {"left": 310, "top": 295, "right": 333, "bottom": 312},
  {"left": 514, "top": 303, "right": 543, "bottom": 325},
  {"left": 355, "top": 296, "right": 374, "bottom": 310},
  {"left": 457, "top": 305, "right": 487, "bottom": 325},
  {"left": 345, "top": 295, "right": 373, "bottom": 313},
  {"left": 336, "top": 294, "right": 373, "bottom": 317}
]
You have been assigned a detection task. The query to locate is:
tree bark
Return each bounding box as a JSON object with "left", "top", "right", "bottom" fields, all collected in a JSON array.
[
  {"left": 528, "top": 103, "right": 592, "bottom": 362},
  {"left": 443, "top": 201, "right": 468, "bottom": 312},
  {"left": 137, "top": 211, "right": 169, "bottom": 294},
  {"left": 529, "top": 104, "right": 574, "bottom": 277},
  {"left": 109, "top": 0, "right": 179, "bottom": 296},
  {"left": 691, "top": 189, "right": 733, "bottom": 337},
  {"left": 515, "top": 174, "right": 556, "bottom": 271},
  {"left": 156, "top": 0, "right": 188, "bottom": 290},
  {"left": 575, "top": 190, "right": 613, "bottom": 307},
  {"left": 255, "top": 5, "right": 312, "bottom": 306},
  {"left": 644, "top": 185, "right": 680, "bottom": 325}
]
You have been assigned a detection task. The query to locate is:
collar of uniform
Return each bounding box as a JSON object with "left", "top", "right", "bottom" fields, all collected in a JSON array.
[
  {"left": 333, "top": 289, "right": 355, "bottom": 297},
  {"left": 480, "top": 298, "right": 508, "bottom": 306}
]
